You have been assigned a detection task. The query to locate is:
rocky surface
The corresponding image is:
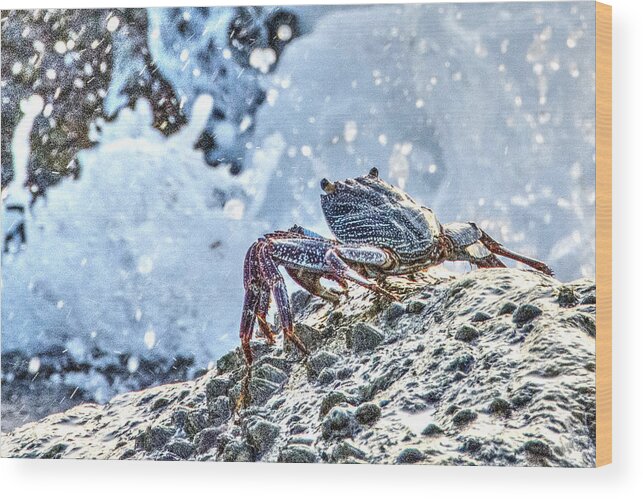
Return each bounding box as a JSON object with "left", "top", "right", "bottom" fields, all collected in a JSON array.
[{"left": 0, "top": 268, "right": 597, "bottom": 466}]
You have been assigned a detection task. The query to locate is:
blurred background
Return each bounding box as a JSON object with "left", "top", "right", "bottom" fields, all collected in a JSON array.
[{"left": 1, "top": 2, "right": 595, "bottom": 430}]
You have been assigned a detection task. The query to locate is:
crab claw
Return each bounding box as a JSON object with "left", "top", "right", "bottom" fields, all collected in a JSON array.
[{"left": 320, "top": 178, "right": 336, "bottom": 194}]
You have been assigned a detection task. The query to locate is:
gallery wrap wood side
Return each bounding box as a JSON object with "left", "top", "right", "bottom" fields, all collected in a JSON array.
[{"left": 595, "top": 1, "right": 612, "bottom": 467}]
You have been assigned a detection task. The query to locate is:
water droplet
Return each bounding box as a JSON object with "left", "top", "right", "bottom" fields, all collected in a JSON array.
[
  {"left": 137, "top": 255, "right": 154, "bottom": 274},
  {"left": 28, "top": 357, "right": 41, "bottom": 374},
  {"left": 277, "top": 24, "right": 293, "bottom": 42},
  {"left": 144, "top": 328, "right": 156, "bottom": 349},
  {"left": 107, "top": 16, "right": 120, "bottom": 32},
  {"left": 344, "top": 121, "right": 358, "bottom": 143},
  {"left": 127, "top": 356, "right": 140, "bottom": 373}
]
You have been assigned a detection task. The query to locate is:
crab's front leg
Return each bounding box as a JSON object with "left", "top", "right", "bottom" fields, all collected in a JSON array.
[
  {"left": 256, "top": 242, "right": 309, "bottom": 356},
  {"left": 239, "top": 241, "right": 265, "bottom": 365},
  {"left": 239, "top": 237, "right": 309, "bottom": 366}
]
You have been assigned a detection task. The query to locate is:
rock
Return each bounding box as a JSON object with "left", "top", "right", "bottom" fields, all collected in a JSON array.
[
  {"left": 336, "top": 366, "right": 353, "bottom": 379},
  {"left": 230, "top": 377, "right": 280, "bottom": 406},
  {"left": 354, "top": 403, "right": 381, "bottom": 425},
  {"left": 460, "top": 437, "right": 483, "bottom": 454},
  {"left": 317, "top": 368, "right": 336, "bottom": 385},
  {"left": 512, "top": 304, "right": 542, "bottom": 324},
  {"left": 446, "top": 354, "right": 475, "bottom": 373},
  {"left": 523, "top": 440, "right": 553, "bottom": 459},
  {"left": 327, "top": 311, "right": 344, "bottom": 325},
  {"left": 285, "top": 324, "right": 324, "bottom": 357},
  {"left": 221, "top": 440, "right": 254, "bottom": 462},
  {"left": 454, "top": 325, "right": 480, "bottom": 342},
  {"left": 396, "top": 448, "right": 425, "bottom": 464},
  {"left": 568, "top": 313, "right": 596, "bottom": 337},
  {"left": 321, "top": 408, "right": 357, "bottom": 440},
  {"left": 216, "top": 350, "right": 244, "bottom": 375},
  {"left": 445, "top": 404, "right": 460, "bottom": 416},
  {"left": 488, "top": 398, "right": 512, "bottom": 417},
  {"left": 384, "top": 303, "right": 406, "bottom": 323},
  {"left": 261, "top": 356, "right": 293, "bottom": 373},
  {"left": 245, "top": 417, "right": 280, "bottom": 454},
  {"left": 171, "top": 408, "right": 188, "bottom": 428},
  {"left": 41, "top": 443, "right": 68, "bottom": 459},
  {"left": 291, "top": 290, "right": 312, "bottom": 315},
  {"left": 271, "top": 398, "right": 286, "bottom": 410},
  {"left": 556, "top": 286, "right": 579, "bottom": 308},
  {"left": 208, "top": 396, "right": 232, "bottom": 426},
  {"left": 194, "top": 427, "right": 223, "bottom": 454},
  {"left": 289, "top": 424, "right": 307, "bottom": 435},
  {"left": 452, "top": 409, "right": 478, "bottom": 427},
  {"left": 498, "top": 301, "right": 517, "bottom": 316},
  {"left": 157, "top": 451, "right": 182, "bottom": 461},
  {"left": 348, "top": 323, "right": 384, "bottom": 352},
  {"left": 135, "top": 426, "right": 173, "bottom": 452},
  {"left": 580, "top": 293, "right": 596, "bottom": 305},
  {"left": 471, "top": 311, "right": 492, "bottom": 323},
  {"left": 510, "top": 383, "right": 540, "bottom": 408},
  {"left": 254, "top": 363, "right": 288, "bottom": 384},
  {"left": 406, "top": 300, "right": 426, "bottom": 314},
  {"left": 119, "top": 448, "right": 137, "bottom": 460},
  {"left": 421, "top": 423, "right": 443, "bottom": 436},
  {"left": 205, "top": 376, "right": 233, "bottom": 400},
  {"left": 419, "top": 389, "right": 442, "bottom": 404},
  {"left": 288, "top": 436, "right": 314, "bottom": 446},
  {"left": 286, "top": 435, "right": 315, "bottom": 446},
  {"left": 215, "top": 431, "right": 235, "bottom": 451},
  {"left": 166, "top": 438, "right": 194, "bottom": 459},
  {"left": 308, "top": 350, "right": 340, "bottom": 376},
  {"left": 151, "top": 397, "right": 171, "bottom": 411},
  {"left": 185, "top": 409, "right": 211, "bottom": 437},
  {"left": 278, "top": 445, "right": 318, "bottom": 463},
  {"left": 354, "top": 364, "right": 409, "bottom": 401},
  {"left": 319, "top": 391, "right": 348, "bottom": 418},
  {"left": 331, "top": 442, "right": 367, "bottom": 463}
]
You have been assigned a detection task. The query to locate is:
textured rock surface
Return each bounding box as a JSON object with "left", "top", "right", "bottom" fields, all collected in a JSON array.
[{"left": 0, "top": 269, "right": 597, "bottom": 466}]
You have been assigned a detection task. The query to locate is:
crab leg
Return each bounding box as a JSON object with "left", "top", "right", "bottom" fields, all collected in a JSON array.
[
  {"left": 257, "top": 243, "right": 309, "bottom": 357},
  {"left": 285, "top": 268, "right": 347, "bottom": 304},
  {"left": 479, "top": 230, "right": 554, "bottom": 276},
  {"left": 463, "top": 242, "right": 507, "bottom": 269},
  {"left": 256, "top": 285, "right": 277, "bottom": 344},
  {"left": 443, "top": 222, "right": 553, "bottom": 276},
  {"left": 325, "top": 248, "right": 399, "bottom": 301},
  {"left": 240, "top": 242, "right": 263, "bottom": 364}
]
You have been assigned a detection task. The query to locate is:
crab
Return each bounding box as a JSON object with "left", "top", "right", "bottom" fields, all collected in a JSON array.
[{"left": 239, "top": 167, "right": 553, "bottom": 365}]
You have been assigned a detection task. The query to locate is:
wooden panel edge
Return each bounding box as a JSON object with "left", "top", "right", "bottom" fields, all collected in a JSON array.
[{"left": 595, "top": 1, "right": 612, "bottom": 467}]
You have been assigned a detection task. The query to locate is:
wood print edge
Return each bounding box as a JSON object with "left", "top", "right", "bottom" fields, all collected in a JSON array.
[{"left": 595, "top": 0, "right": 612, "bottom": 467}]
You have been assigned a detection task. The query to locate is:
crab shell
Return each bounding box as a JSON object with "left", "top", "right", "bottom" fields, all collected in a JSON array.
[{"left": 320, "top": 168, "right": 443, "bottom": 267}]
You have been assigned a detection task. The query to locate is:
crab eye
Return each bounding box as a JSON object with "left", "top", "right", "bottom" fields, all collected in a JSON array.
[
  {"left": 368, "top": 167, "right": 379, "bottom": 178},
  {"left": 320, "top": 178, "right": 336, "bottom": 193}
]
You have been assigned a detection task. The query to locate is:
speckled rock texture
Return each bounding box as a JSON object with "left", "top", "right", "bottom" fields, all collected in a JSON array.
[{"left": 0, "top": 268, "right": 596, "bottom": 466}]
